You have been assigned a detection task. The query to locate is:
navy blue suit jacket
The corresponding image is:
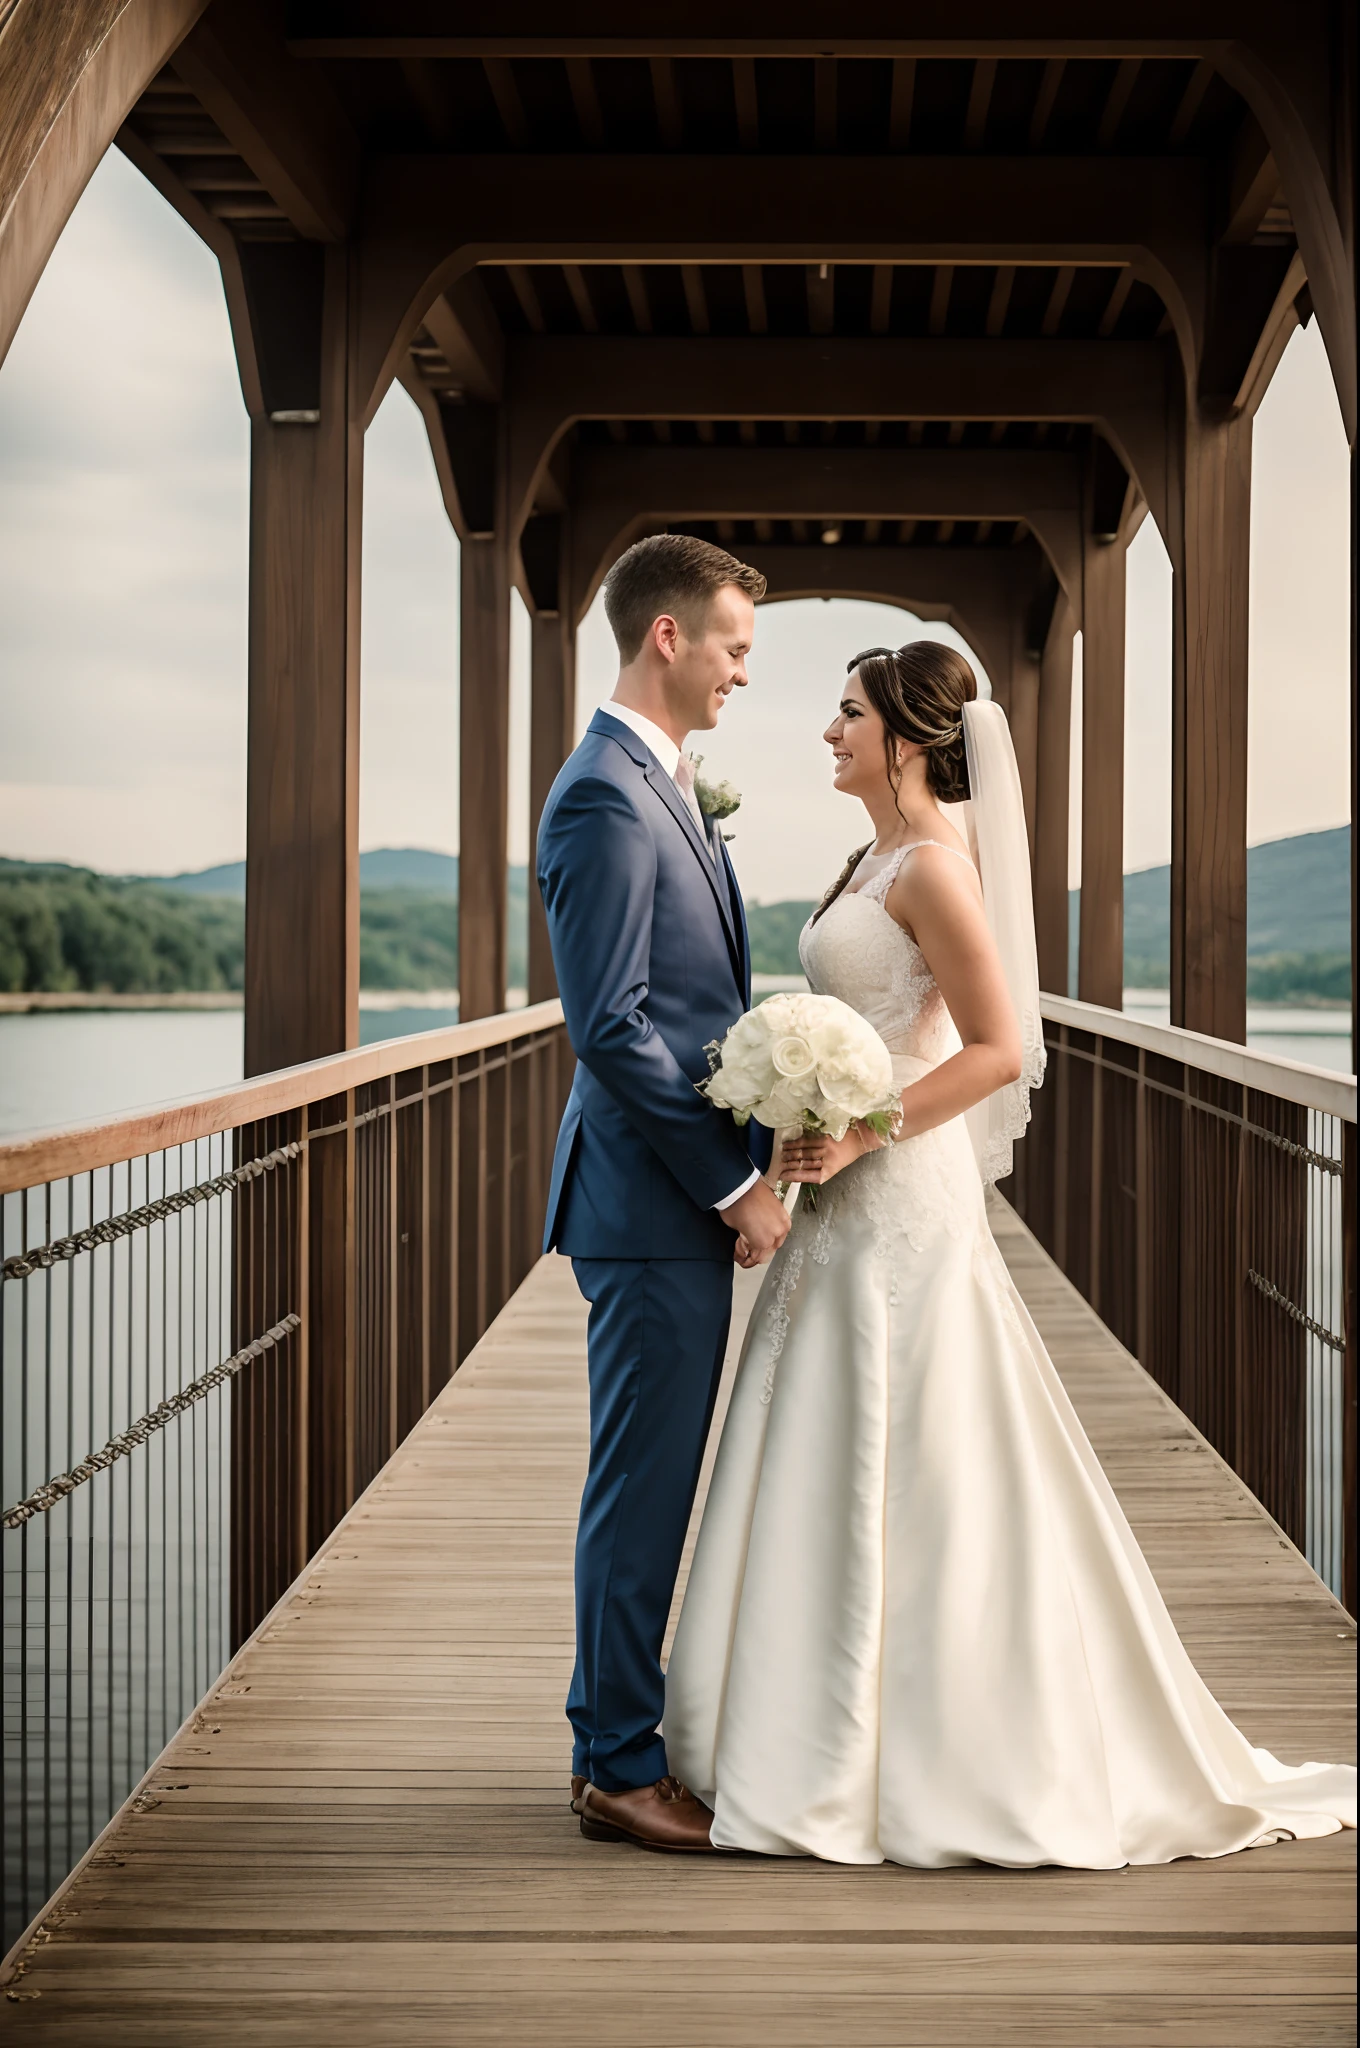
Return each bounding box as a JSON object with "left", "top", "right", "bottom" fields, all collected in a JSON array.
[{"left": 538, "top": 710, "right": 772, "bottom": 1261}]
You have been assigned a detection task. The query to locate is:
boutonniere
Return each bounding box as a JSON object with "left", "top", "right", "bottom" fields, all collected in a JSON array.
[{"left": 687, "top": 755, "right": 741, "bottom": 840}]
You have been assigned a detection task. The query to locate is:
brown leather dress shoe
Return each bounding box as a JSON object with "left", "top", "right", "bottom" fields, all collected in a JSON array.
[
  {"left": 570, "top": 1775, "right": 587, "bottom": 1814},
  {"left": 578, "top": 1775, "right": 716, "bottom": 1852}
]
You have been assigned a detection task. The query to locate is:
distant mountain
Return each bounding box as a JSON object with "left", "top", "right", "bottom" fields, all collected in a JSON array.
[
  {"left": 147, "top": 849, "right": 495, "bottom": 898},
  {"left": 1070, "top": 826, "right": 1350, "bottom": 990}
]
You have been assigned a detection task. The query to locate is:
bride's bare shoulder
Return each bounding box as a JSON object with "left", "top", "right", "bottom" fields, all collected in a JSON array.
[{"left": 885, "top": 833, "right": 983, "bottom": 935}]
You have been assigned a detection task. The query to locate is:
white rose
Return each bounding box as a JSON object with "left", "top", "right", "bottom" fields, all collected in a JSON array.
[{"left": 771, "top": 1033, "right": 816, "bottom": 1080}]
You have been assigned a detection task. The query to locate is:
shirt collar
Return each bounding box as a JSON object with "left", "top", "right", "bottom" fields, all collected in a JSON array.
[{"left": 598, "top": 702, "right": 684, "bottom": 780}]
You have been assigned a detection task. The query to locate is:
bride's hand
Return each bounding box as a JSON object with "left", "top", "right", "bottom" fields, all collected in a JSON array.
[{"left": 779, "top": 1125, "right": 880, "bottom": 1185}]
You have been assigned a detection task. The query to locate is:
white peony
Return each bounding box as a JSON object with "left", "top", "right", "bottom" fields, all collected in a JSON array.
[{"left": 699, "top": 993, "right": 899, "bottom": 1146}]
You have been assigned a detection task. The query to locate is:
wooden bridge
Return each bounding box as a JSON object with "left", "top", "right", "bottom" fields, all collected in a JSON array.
[
  {"left": 1, "top": 1197, "right": 1353, "bottom": 2044},
  {"left": 1, "top": 5, "right": 1356, "bottom": 2040}
]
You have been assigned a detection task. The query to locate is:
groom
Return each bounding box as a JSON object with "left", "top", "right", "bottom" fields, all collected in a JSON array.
[{"left": 537, "top": 534, "right": 791, "bottom": 1852}]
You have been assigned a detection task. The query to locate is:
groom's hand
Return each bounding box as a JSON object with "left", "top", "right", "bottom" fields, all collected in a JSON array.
[{"left": 725, "top": 1179, "right": 790, "bottom": 1264}]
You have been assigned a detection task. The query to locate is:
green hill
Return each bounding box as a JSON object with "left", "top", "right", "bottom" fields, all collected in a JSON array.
[
  {"left": 0, "top": 857, "right": 527, "bottom": 995},
  {"left": 2, "top": 828, "right": 1349, "bottom": 1003}
]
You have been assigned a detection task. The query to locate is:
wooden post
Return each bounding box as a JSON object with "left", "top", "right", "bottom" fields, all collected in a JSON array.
[
  {"left": 244, "top": 242, "right": 361, "bottom": 1078},
  {"left": 1007, "top": 631, "right": 1042, "bottom": 871},
  {"left": 1171, "top": 409, "right": 1252, "bottom": 1043},
  {"left": 459, "top": 532, "right": 512, "bottom": 1020},
  {"left": 528, "top": 611, "right": 576, "bottom": 1002},
  {"left": 1078, "top": 530, "right": 1127, "bottom": 1010},
  {"left": 1035, "top": 594, "right": 1076, "bottom": 995},
  {"left": 522, "top": 513, "right": 576, "bottom": 1005}
]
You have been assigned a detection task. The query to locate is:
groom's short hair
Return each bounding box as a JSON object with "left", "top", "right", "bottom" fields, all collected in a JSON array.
[{"left": 603, "top": 533, "right": 766, "bottom": 662}]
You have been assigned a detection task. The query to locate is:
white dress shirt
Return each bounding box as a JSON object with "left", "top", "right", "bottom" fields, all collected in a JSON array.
[{"left": 597, "top": 702, "right": 760, "bottom": 1215}]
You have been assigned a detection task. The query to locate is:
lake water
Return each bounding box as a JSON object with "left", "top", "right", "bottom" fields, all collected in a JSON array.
[{"left": 0, "top": 994, "right": 1352, "bottom": 1140}]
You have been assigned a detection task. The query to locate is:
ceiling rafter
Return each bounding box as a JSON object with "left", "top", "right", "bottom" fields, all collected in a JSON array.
[
  {"left": 566, "top": 58, "right": 605, "bottom": 147},
  {"left": 742, "top": 264, "right": 769, "bottom": 333},
  {"left": 681, "top": 265, "right": 710, "bottom": 334},
  {"left": 482, "top": 58, "right": 528, "bottom": 147},
  {"left": 562, "top": 264, "right": 599, "bottom": 332},
  {"left": 1097, "top": 58, "right": 1142, "bottom": 147},
  {"left": 964, "top": 58, "right": 997, "bottom": 149},
  {"left": 649, "top": 56, "right": 683, "bottom": 146},
  {"left": 1041, "top": 265, "right": 1076, "bottom": 335},
  {"left": 986, "top": 264, "right": 1016, "bottom": 336},
  {"left": 888, "top": 58, "right": 915, "bottom": 147},
  {"left": 733, "top": 58, "right": 760, "bottom": 148},
  {"left": 815, "top": 59, "right": 837, "bottom": 150},
  {"left": 506, "top": 264, "right": 545, "bottom": 331},
  {"left": 928, "top": 265, "right": 954, "bottom": 335},
  {"left": 1168, "top": 58, "right": 1214, "bottom": 144},
  {"left": 1029, "top": 58, "right": 1065, "bottom": 149},
  {"left": 622, "top": 264, "right": 653, "bottom": 332}
]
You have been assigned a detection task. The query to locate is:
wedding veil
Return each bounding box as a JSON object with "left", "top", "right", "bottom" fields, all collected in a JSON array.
[{"left": 959, "top": 698, "right": 1046, "bottom": 1184}]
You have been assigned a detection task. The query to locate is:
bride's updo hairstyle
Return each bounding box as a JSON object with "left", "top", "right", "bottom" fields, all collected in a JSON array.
[
  {"left": 812, "top": 639, "right": 978, "bottom": 924},
  {"left": 850, "top": 639, "right": 978, "bottom": 804}
]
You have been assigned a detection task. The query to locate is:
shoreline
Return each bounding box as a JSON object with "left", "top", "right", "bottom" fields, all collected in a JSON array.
[{"left": 0, "top": 986, "right": 1351, "bottom": 1021}]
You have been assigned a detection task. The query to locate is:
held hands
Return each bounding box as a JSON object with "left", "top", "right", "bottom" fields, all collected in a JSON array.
[
  {"left": 726, "top": 1177, "right": 791, "bottom": 1269},
  {"left": 779, "top": 1122, "right": 883, "bottom": 1187}
]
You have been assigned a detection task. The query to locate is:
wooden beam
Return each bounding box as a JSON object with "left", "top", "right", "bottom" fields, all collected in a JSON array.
[
  {"left": 355, "top": 150, "right": 1210, "bottom": 420},
  {"left": 745, "top": 538, "right": 1053, "bottom": 691},
  {"left": 1171, "top": 408, "right": 1252, "bottom": 1042},
  {"left": 1034, "top": 592, "right": 1077, "bottom": 992},
  {"left": 245, "top": 243, "right": 361, "bottom": 1075},
  {"left": 419, "top": 275, "right": 505, "bottom": 401},
  {"left": 502, "top": 334, "right": 1172, "bottom": 547},
  {"left": 0, "top": 0, "right": 211, "bottom": 373},
  {"left": 171, "top": 0, "right": 359, "bottom": 240},
  {"left": 568, "top": 443, "right": 1084, "bottom": 616}
]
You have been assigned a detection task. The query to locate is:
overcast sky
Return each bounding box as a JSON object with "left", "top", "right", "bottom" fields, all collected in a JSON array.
[{"left": 0, "top": 147, "right": 1351, "bottom": 906}]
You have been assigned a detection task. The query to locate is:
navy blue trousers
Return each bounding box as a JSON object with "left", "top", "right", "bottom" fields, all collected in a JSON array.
[{"left": 568, "top": 1257, "right": 734, "bottom": 1792}]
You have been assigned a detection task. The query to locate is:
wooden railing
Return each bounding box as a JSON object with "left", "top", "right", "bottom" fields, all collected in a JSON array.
[
  {"left": 0, "top": 1002, "right": 571, "bottom": 1952},
  {"left": 1005, "top": 997, "right": 1357, "bottom": 1615}
]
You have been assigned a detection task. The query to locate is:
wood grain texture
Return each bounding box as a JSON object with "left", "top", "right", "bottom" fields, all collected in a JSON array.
[
  {"left": 1034, "top": 592, "right": 1076, "bottom": 993},
  {"left": 1, "top": 1201, "right": 1352, "bottom": 2042},
  {"left": 0, "top": 0, "right": 208, "bottom": 368},
  {"left": 1171, "top": 408, "right": 1253, "bottom": 1044},
  {"left": 0, "top": 1004, "right": 564, "bottom": 1196},
  {"left": 1078, "top": 530, "right": 1127, "bottom": 1009}
]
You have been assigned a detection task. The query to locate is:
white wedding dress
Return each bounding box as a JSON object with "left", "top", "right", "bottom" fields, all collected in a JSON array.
[{"left": 665, "top": 842, "right": 1356, "bottom": 1868}]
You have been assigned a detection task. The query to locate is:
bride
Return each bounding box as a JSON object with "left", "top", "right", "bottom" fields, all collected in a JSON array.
[{"left": 664, "top": 638, "right": 1356, "bottom": 1869}]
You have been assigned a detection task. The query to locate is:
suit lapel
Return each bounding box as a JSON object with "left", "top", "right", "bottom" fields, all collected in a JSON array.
[
  {"left": 718, "top": 834, "right": 753, "bottom": 1002},
  {"left": 642, "top": 763, "right": 743, "bottom": 972},
  {"left": 589, "top": 710, "right": 743, "bottom": 983}
]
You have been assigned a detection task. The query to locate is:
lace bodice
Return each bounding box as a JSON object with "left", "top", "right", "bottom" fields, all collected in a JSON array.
[{"left": 798, "top": 842, "right": 962, "bottom": 1072}]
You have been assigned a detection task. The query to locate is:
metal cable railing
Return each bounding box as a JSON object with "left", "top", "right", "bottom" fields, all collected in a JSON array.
[
  {"left": 0, "top": 1004, "right": 570, "bottom": 1958},
  {"left": 1006, "top": 996, "right": 1356, "bottom": 1613}
]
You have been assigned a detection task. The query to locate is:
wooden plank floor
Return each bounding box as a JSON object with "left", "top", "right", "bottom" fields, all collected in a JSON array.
[{"left": 2, "top": 1200, "right": 1354, "bottom": 2045}]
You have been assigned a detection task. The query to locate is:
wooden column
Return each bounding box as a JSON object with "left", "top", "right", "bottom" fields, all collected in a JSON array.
[
  {"left": 1171, "top": 409, "right": 1253, "bottom": 1043},
  {"left": 1007, "top": 630, "right": 1042, "bottom": 871},
  {"left": 1034, "top": 594, "right": 1077, "bottom": 995},
  {"left": 459, "top": 532, "right": 511, "bottom": 1020},
  {"left": 1078, "top": 531, "right": 1128, "bottom": 1011},
  {"left": 244, "top": 242, "right": 361, "bottom": 1078},
  {"left": 528, "top": 609, "right": 576, "bottom": 1002}
]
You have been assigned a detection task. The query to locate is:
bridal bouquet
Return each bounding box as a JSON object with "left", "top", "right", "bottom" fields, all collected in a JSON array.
[{"left": 699, "top": 993, "right": 900, "bottom": 1203}]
